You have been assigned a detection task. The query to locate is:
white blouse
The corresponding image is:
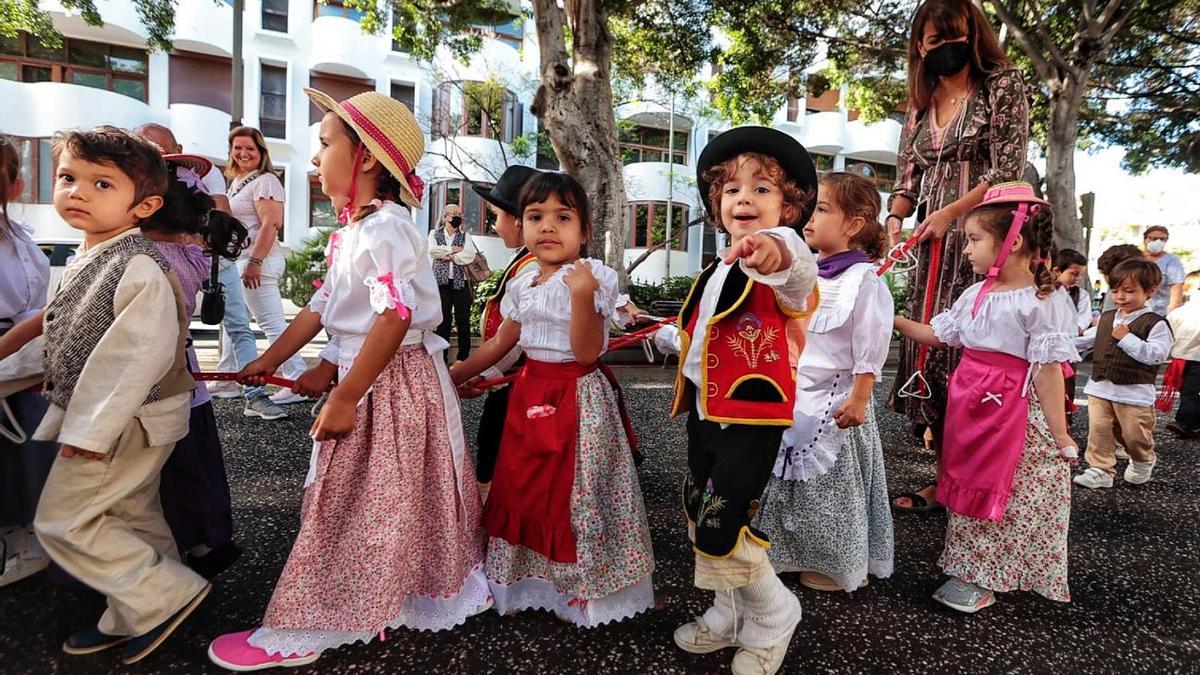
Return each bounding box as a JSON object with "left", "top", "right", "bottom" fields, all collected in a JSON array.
[
  {"left": 308, "top": 203, "right": 442, "bottom": 372},
  {"left": 227, "top": 172, "right": 284, "bottom": 259},
  {"left": 775, "top": 263, "right": 893, "bottom": 481},
  {"left": 931, "top": 282, "right": 1080, "bottom": 365},
  {"left": 498, "top": 257, "right": 619, "bottom": 363},
  {"left": 0, "top": 218, "right": 50, "bottom": 323}
]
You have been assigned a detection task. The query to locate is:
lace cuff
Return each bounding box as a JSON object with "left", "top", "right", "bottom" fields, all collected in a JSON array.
[
  {"left": 364, "top": 273, "right": 414, "bottom": 319},
  {"left": 930, "top": 311, "right": 961, "bottom": 348},
  {"left": 1029, "top": 332, "right": 1080, "bottom": 365},
  {"left": 307, "top": 284, "right": 330, "bottom": 314}
]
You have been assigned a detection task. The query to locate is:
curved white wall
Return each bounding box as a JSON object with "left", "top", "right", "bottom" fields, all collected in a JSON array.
[
  {"left": 622, "top": 162, "right": 698, "bottom": 210},
  {"left": 799, "top": 111, "right": 846, "bottom": 155},
  {"left": 1, "top": 80, "right": 158, "bottom": 137},
  {"left": 842, "top": 118, "right": 902, "bottom": 164},
  {"left": 169, "top": 104, "right": 233, "bottom": 160},
  {"left": 308, "top": 15, "right": 386, "bottom": 79},
  {"left": 173, "top": 0, "right": 233, "bottom": 56},
  {"left": 43, "top": 0, "right": 147, "bottom": 46}
]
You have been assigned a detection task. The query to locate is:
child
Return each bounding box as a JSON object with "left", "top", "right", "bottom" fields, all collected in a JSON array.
[
  {"left": 207, "top": 89, "right": 487, "bottom": 671},
  {"left": 1165, "top": 270, "right": 1200, "bottom": 438},
  {"left": 1054, "top": 248, "right": 1091, "bottom": 335},
  {"left": 20, "top": 127, "right": 207, "bottom": 664},
  {"left": 753, "top": 172, "right": 895, "bottom": 593},
  {"left": 141, "top": 153, "right": 248, "bottom": 578},
  {"left": 450, "top": 171, "right": 654, "bottom": 627},
  {"left": 1073, "top": 259, "right": 1172, "bottom": 488},
  {"left": 0, "top": 135, "right": 55, "bottom": 588},
  {"left": 657, "top": 127, "right": 818, "bottom": 675},
  {"left": 1096, "top": 244, "right": 1144, "bottom": 315},
  {"left": 894, "top": 182, "right": 1079, "bottom": 613}
]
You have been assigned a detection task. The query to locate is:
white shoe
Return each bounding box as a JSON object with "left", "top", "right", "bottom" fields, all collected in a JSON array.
[
  {"left": 1123, "top": 460, "right": 1156, "bottom": 485},
  {"left": 269, "top": 389, "right": 309, "bottom": 405},
  {"left": 1073, "top": 467, "right": 1114, "bottom": 489},
  {"left": 207, "top": 381, "right": 242, "bottom": 399},
  {"left": 673, "top": 617, "right": 737, "bottom": 654},
  {"left": 0, "top": 535, "right": 49, "bottom": 588},
  {"left": 1115, "top": 447, "right": 1130, "bottom": 460},
  {"left": 730, "top": 625, "right": 796, "bottom": 675}
]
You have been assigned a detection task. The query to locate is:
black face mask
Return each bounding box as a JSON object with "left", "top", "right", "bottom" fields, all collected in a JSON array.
[
  {"left": 449, "top": 216, "right": 463, "bottom": 227},
  {"left": 924, "top": 41, "right": 971, "bottom": 78}
]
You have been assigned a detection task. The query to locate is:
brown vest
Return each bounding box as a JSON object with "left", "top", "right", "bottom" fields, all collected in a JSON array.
[
  {"left": 42, "top": 233, "right": 194, "bottom": 410},
  {"left": 1091, "top": 310, "right": 1167, "bottom": 385}
]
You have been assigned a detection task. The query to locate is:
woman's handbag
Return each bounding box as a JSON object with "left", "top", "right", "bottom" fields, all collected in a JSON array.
[
  {"left": 200, "top": 255, "right": 226, "bottom": 325},
  {"left": 463, "top": 250, "right": 492, "bottom": 283}
]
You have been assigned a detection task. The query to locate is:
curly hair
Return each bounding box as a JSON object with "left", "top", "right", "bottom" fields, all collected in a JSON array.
[
  {"left": 1096, "top": 244, "right": 1144, "bottom": 276},
  {"left": 702, "top": 152, "right": 813, "bottom": 232},
  {"left": 968, "top": 201, "right": 1056, "bottom": 298},
  {"left": 142, "top": 160, "right": 249, "bottom": 261},
  {"left": 52, "top": 125, "right": 168, "bottom": 207},
  {"left": 817, "top": 172, "right": 887, "bottom": 260}
]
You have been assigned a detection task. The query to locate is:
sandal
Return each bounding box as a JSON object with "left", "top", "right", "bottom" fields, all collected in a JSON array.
[
  {"left": 800, "top": 571, "right": 868, "bottom": 592},
  {"left": 891, "top": 487, "right": 944, "bottom": 512}
]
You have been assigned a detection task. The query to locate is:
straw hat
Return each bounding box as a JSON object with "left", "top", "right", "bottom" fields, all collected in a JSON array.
[
  {"left": 975, "top": 181, "right": 1050, "bottom": 209},
  {"left": 304, "top": 87, "right": 426, "bottom": 209}
]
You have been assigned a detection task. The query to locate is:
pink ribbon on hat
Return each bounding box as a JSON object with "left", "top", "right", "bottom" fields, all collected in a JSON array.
[{"left": 339, "top": 100, "right": 424, "bottom": 203}]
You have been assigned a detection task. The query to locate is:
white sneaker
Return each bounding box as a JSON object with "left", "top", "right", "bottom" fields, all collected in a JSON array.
[
  {"left": 269, "top": 389, "right": 310, "bottom": 405},
  {"left": 673, "top": 617, "right": 736, "bottom": 654},
  {"left": 731, "top": 625, "right": 796, "bottom": 675},
  {"left": 206, "top": 381, "right": 242, "bottom": 399},
  {"left": 1115, "top": 447, "right": 1130, "bottom": 460},
  {"left": 1123, "top": 460, "right": 1156, "bottom": 485},
  {"left": 1073, "top": 467, "right": 1114, "bottom": 489},
  {"left": 0, "top": 535, "right": 49, "bottom": 588}
]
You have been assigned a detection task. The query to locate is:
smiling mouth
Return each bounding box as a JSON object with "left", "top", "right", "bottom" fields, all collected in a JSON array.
[{"left": 733, "top": 214, "right": 756, "bottom": 222}]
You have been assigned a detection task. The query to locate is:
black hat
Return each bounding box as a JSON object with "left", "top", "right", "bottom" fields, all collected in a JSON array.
[
  {"left": 696, "top": 126, "right": 818, "bottom": 222},
  {"left": 471, "top": 165, "right": 542, "bottom": 216}
]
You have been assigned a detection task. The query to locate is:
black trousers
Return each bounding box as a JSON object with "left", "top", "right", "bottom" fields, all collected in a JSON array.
[
  {"left": 475, "top": 383, "right": 511, "bottom": 484},
  {"left": 1177, "top": 360, "right": 1200, "bottom": 429},
  {"left": 437, "top": 283, "right": 473, "bottom": 362},
  {"left": 683, "top": 414, "right": 784, "bottom": 556}
]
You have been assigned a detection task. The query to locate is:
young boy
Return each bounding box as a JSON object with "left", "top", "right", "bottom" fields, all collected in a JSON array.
[
  {"left": 1074, "top": 259, "right": 1173, "bottom": 489},
  {"left": 656, "top": 127, "right": 818, "bottom": 675},
  {"left": 1054, "top": 248, "right": 1091, "bottom": 334},
  {"left": 1165, "top": 270, "right": 1200, "bottom": 438},
  {"left": 28, "top": 127, "right": 208, "bottom": 663}
]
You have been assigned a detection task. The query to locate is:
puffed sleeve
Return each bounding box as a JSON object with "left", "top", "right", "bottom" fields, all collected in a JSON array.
[
  {"left": 499, "top": 272, "right": 532, "bottom": 323},
  {"left": 1024, "top": 294, "right": 1081, "bottom": 365},
  {"left": 977, "top": 69, "right": 1030, "bottom": 188},
  {"left": 851, "top": 275, "right": 895, "bottom": 378},
  {"left": 589, "top": 260, "right": 620, "bottom": 318},
  {"left": 888, "top": 105, "right": 922, "bottom": 217},
  {"left": 743, "top": 227, "right": 818, "bottom": 312},
  {"left": 930, "top": 284, "right": 977, "bottom": 348},
  {"left": 306, "top": 229, "right": 339, "bottom": 315},
  {"left": 250, "top": 172, "right": 285, "bottom": 202},
  {"left": 362, "top": 217, "right": 418, "bottom": 318}
]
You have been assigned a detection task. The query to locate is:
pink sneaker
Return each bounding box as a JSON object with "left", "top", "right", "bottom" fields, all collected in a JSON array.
[{"left": 207, "top": 629, "right": 318, "bottom": 672}]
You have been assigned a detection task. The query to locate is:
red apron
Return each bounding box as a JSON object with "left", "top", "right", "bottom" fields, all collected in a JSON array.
[{"left": 938, "top": 348, "right": 1030, "bottom": 521}]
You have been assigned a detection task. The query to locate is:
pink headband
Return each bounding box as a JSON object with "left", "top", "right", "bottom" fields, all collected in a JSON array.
[{"left": 340, "top": 100, "right": 425, "bottom": 202}]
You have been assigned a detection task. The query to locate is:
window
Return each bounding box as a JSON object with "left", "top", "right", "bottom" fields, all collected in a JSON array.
[
  {"left": 811, "top": 153, "right": 834, "bottom": 173},
  {"left": 468, "top": 18, "right": 523, "bottom": 49},
  {"left": 431, "top": 81, "right": 522, "bottom": 142},
  {"left": 169, "top": 51, "right": 233, "bottom": 113},
  {"left": 314, "top": 0, "right": 364, "bottom": 20},
  {"left": 627, "top": 201, "right": 689, "bottom": 250},
  {"left": 308, "top": 72, "right": 373, "bottom": 124},
  {"left": 262, "top": 0, "right": 289, "bottom": 32},
  {"left": 389, "top": 81, "right": 415, "bottom": 113},
  {"left": 9, "top": 136, "right": 53, "bottom": 204},
  {"left": 619, "top": 125, "right": 688, "bottom": 165},
  {"left": 309, "top": 176, "right": 337, "bottom": 229},
  {"left": 260, "top": 63, "right": 288, "bottom": 139},
  {"left": 786, "top": 98, "right": 800, "bottom": 123},
  {"left": 0, "top": 31, "right": 148, "bottom": 101},
  {"left": 846, "top": 160, "right": 897, "bottom": 191},
  {"left": 429, "top": 179, "right": 495, "bottom": 235}
]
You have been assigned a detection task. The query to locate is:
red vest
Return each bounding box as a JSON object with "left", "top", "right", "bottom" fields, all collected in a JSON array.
[
  {"left": 670, "top": 262, "right": 817, "bottom": 425},
  {"left": 480, "top": 249, "right": 538, "bottom": 341}
]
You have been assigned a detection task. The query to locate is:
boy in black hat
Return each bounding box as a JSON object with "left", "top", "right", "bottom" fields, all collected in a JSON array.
[{"left": 657, "top": 126, "right": 818, "bottom": 675}]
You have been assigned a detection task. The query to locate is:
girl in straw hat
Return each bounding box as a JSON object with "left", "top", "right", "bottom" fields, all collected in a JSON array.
[{"left": 208, "top": 89, "right": 488, "bottom": 671}]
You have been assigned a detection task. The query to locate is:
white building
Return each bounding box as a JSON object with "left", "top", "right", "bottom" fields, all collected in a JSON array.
[{"left": 4, "top": 0, "right": 902, "bottom": 283}]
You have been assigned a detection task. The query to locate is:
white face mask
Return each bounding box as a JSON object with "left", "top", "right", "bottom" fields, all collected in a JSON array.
[{"left": 1147, "top": 239, "right": 1167, "bottom": 254}]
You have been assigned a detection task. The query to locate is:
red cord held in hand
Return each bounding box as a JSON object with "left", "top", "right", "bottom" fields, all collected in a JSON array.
[{"left": 194, "top": 371, "right": 297, "bottom": 390}]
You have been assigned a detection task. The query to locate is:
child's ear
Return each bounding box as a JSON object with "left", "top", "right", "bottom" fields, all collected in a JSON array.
[
  {"left": 845, "top": 215, "right": 866, "bottom": 238},
  {"left": 133, "top": 195, "right": 164, "bottom": 219},
  {"left": 782, "top": 203, "right": 799, "bottom": 226},
  {"left": 360, "top": 148, "right": 380, "bottom": 173}
]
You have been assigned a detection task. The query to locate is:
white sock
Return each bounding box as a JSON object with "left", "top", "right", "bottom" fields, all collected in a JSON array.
[
  {"left": 701, "top": 589, "right": 741, "bottom": 638},
  {"left": 737, "top": 571, "right": 801, "bottom": 648}
]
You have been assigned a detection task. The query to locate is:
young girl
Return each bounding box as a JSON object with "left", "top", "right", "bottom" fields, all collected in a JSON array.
[
  {"left": 0, "top": 135, "right": 55, "bottom": 587},
  {"left": 894, "top": 182, "right": 1079, "bottom": 612},
  {"left": 141, "top": 154, "right": 248, "bottom": 579},
  {"left": 451, "top": 171, "right": 655, "bottom": 627},
  {"left": 753, "top": 172, "right": 895, "bottom": 593},
  {"left": 208, "top": 89, "right": 487, "bottom": 671}
]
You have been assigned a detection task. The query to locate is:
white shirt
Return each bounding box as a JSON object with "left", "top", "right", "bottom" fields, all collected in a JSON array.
[
  {"left": 202, "top": 165, "right": 227, "bottom": 196},
  {"left": 427, "top": 227, "right": 478, "bottom": 265},
  {"left": 308, "top": 203, "right": 442, "bottom": 376},
  {"left": 498, "top": 257, "right": 619, "bottom": 363},
  {"left": 227, "top": 171, "right": 284, "bottom": 259},
  {"left": 1168, "top": 300, "right": 1200, "bottom": 361},
  {"left": 0, "top": 217, "right": 50, "bottom": 322},
  {"left": 931, "top": 282, "right": 1079, "bottom": 364},
  {"left": 1150, "top": 253, "right": 1185, "bottom": 315},
  {"left": 1076, "top": 306, "right": 1174, "bottom": 406},
  {"left": 1051, "top": 287, "right": 1082, "bottom": 337},
  {"left": 1069, "top": 286, "right": 1092, "bottom": 333}
]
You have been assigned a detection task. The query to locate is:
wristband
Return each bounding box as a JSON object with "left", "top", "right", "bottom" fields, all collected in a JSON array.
[{"left": 248, "top": 257, "right": 264, "bottom": 266}]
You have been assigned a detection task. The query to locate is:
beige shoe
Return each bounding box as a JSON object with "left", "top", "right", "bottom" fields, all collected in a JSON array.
[
  {"left": 673, "top": 617, "right": 736, "bottom": 654},
  {"left": 731, "top": 626, "right": 796, "bottom": 675}
]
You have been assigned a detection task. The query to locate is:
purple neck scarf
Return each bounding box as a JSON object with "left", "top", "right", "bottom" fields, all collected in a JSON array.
[{"left": 817, "top": 250, "right": 872, "bottom": 279}]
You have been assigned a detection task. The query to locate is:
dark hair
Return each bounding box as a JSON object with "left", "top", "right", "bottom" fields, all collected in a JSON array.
[
  {"left": 0, "top": 135, "right": 19, "bottom": 239},
  {"left": 1054, "top": 248, "right": 1087, "bottom": 271},
  {"left": 906, "top": 0, "right": 1012, "bottom": 111},
  {"left": 142, "top": 160, "right": 249, "bottom": 260},
  {"left": 818, "top": 172, "right": 887, "bottom": 260},
  {"left": 1143, "top": 225, "right": 1169, "bottom": 239},
  {"left": 1107, "top": 258, "right": 1162, "bottom": 293},
  {"left": 967, "top": 201, "right": 1055, "bottom": 298},
  {"left": 334, "top": 118, "right": 403, "bottom": 223},
  {"left": 226, "top": 126, "right": 274, "bottom": 178},
  {"left": 1096, "top": 244, "right": 1143, "bottom": 276},
  {"left": 517, "top": 171, "right": 592, "bottom": 235},
  {"left": 702, "top": 152, "right": 814, "bottom": 231},
  {"left": 51, "top": 125, "right": 168, "bottom": 207}
]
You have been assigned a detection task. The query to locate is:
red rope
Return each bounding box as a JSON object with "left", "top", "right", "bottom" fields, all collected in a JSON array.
[
  {"left": 876, "top": 237, "right": 920, "bottom": 276},
  {"left": 912, "top": 237, "right": 944, "bottom": 398},
  {"left": 194, "top": 372, "right": 297, "bottom": 389}
]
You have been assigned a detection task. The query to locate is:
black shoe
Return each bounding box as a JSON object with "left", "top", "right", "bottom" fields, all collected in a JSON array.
[
  {"left": 63, "top": 624, "right": 131, "bottom": 655},
  {"left": 119, "top": 582, "right": 211, "bottom": 665},
  {"left": 1166, "top": 421, "right": 1198, "bottom": 439},
  {"left": 187, "top": 543, "right": 243, "bottom": 581}
]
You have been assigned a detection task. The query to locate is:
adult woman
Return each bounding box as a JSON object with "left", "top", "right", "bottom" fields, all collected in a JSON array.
[
  {"left": 885, "top": 0, "right": 1030, "bottom": 510},
  {"left": 1143, "top": 226, "right": 1185, "bottom": 315},
  {"left": 428, "top": 203, "right": 478, "bottom": 362},
  {"left": 216, "top": 127, "right": 307, "bottom": 404}
]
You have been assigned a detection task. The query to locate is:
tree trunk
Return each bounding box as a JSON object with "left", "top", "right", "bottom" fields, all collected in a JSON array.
[
  {"left": 530, "top": 0, "right": 630, "bottom": 286},
  {"left": 1042, "top": 77, "right": 1088, "bottom": 254}
]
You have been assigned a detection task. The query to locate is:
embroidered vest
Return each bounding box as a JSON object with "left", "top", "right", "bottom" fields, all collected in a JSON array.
[
  {"left": 670, "top": 262, "right": 816, "bottom": 425},
  {"left": 480, "top": 249, "right": 538, "bottom": 341},
  {"left": 1092, "top": 310, "right": 1168, "bottom": 386},
  {"left": 42, "top": 234, "right": 194, "bottom": 410}
]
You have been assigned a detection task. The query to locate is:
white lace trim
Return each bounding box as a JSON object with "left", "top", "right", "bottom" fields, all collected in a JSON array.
[
  {"left": 248, "top": 563, "right": 490, "bottom": 657},
  {"left": 489, "top": 575, "right": 654, "bottom": 629},
  {"left": 364, "top": 275, "right": 416, "bottom": 315},
  {"left": 1028, "top": 331, "right": 1080, "bottom": 365},
  {"left": 807, "top": 264, "right": 873, "bottom": 334}
]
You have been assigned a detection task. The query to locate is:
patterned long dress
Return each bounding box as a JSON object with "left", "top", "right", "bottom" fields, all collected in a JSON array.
[{"left": 887, "top": 68, "right": 1030, "bottom": 427}]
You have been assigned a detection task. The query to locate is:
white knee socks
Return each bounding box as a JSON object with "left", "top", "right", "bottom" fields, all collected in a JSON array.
[{"left": 736, "top": 571, "right": 802, "bottom": 649}]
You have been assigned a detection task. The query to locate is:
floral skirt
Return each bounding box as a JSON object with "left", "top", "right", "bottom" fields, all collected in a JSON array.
[
  {"left": 251, "top": 345, "right": 488, "bottom": 656},
  {"left": 939, "top": 400, "right": 1071, "bottom": 602},
  {"left": 485, "top": 370, "right": 655, "bottom": 627},
  {"left": 755, "top": 403, "right": 894, "bottom": 591}
]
